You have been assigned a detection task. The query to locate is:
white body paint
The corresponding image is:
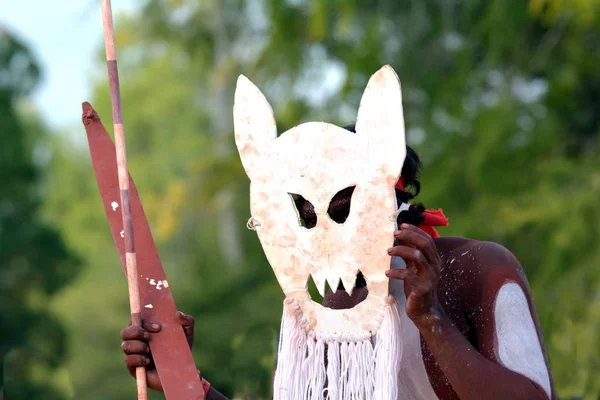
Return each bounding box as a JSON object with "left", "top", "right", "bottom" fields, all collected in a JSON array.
[
  {"left": 494, "top": 282, "right": 551, "bottom": 399},
  {"left": 389, "top": 256, "right": 440, "bottom": 400},
  {"left": 111, "top": 201, "right": 119, "bottom": 211},
  {"left": 144, "top": 304, "right": 153, "bottom": 309}
]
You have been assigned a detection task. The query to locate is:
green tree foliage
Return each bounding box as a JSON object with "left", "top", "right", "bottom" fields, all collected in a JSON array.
[
  {"left": 45, "top": 0, "right": 599, "bottom": 398},
  {"left": 0, "top": 30, "right": 80, "bottom": 399}
]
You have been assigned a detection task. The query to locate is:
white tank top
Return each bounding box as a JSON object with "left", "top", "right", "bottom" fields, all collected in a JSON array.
[{"left": 389, "top": 256, "right": 439, "bottom": 400}]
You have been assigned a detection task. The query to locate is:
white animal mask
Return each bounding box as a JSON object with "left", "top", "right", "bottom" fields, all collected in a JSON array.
[
  {"left": 234, "top": 65, "right": 406, "bottom": 399},
  {"left": 234, "top": 65, "right": 406, "bottom": 336}
]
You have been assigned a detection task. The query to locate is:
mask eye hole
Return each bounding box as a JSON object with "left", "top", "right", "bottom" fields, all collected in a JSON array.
[
  {"left": 327, "top": 186, "right": 356, "bottom": 224},
  {"left": 289, "top": 193, "right": 317, "bottom": 229}
]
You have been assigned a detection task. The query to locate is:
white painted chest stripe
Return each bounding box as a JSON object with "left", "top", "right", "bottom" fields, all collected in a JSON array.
[{"left": 494, "top": 282, "right": 551, "bottom": 399}]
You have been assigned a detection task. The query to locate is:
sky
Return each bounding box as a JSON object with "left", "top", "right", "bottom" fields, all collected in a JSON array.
[{"left": 1, "top": 0, "right": 139, "bottom": 129}]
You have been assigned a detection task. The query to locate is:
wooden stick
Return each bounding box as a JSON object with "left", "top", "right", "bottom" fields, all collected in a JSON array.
[{"left": 99, "top": 1, "right": 148, "bottom": 399}]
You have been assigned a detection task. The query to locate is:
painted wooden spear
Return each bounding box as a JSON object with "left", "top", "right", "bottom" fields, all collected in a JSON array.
[{"left": 99, "top": 1, "right": 148, "bottom": 398}]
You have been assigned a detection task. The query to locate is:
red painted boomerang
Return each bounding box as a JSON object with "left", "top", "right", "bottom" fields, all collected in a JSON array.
[{"left": 82, "top": 102, "right": 205, "bottom": 400}]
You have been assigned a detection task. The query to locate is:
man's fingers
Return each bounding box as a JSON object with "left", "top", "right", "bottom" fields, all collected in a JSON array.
[
  {"left": 176, "top": 311, "right": 195, "bottom": 348},
  {"left": 386, "top": 268, "right": 433, "bottom": 295},
  {"left": 398, "top": 223, "right": 433, "bottom": 240},
  {"left": 121, "top": 340, "right": 150, "bottom": 355},
  {"left": 125, "top": 354, "right": 151, "bottom": 370},
  {"left": 120, "top": 325, "right": 150, "bottom": 341},
  {"left": 386, "top": 268, "right": 419, "bottom": 284},
  {"left": 394, "top": 228, "right": 438, "bottom": 266},
  {"left": 176, "top": 311, "right": 195, "bottom": 327},
  {"left": 141, "top": 319, "right": 161, "bottom": 333},
  {"left": 388, "top": 244, "right": 429, "bottom": 267}
]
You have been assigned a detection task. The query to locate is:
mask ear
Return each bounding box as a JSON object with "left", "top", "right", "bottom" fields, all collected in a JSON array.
[
  {"left": 355, "top": 65, "right": 406, "bottom": 185},
  {"left": 233, "top": 75, "right": 277, "bottom": 181}
]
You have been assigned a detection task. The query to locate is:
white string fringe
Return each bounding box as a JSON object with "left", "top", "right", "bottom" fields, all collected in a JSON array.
[
  {"left": 273, "top": 297, "right": 402, "bottom": 400},
  {"left": 373, "top": 296, "right": 402, "bottom": 399}
]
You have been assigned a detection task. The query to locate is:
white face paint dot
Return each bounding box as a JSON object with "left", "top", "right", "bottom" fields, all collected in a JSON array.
[
  {"left": 111, "top": 201, "right": 119, "bottom": 211},
  {"left": 144, "top": 304, "right": 153, "bottom": 309}
]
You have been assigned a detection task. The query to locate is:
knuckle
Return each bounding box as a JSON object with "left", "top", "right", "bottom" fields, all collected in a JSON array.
[
  {"left": 416, "top": 236, "right": 428, "bottom": 249},
  {"left": 387, "top": 270, "right": 401, "bottom": 279},
  {"left": 411, "top": 272, "right": 421, "bottom": 283},
  {"left": 126, "top": 354, "right": 145, "bottom": 367},
  {"left": 412, "top": 249, "right": 424, "bottom": 262},
  {"left": 120, "top": 326, "right": 133, "bottom": 339},
  {"left": 413, "top": 283, "right": 427, "bottom": 296},
  {"left": 423, "top": 279, "right": 434, "bottom": 293},
  {"left": 144, "top": 320, "right": 157, "bottom": 331},
  {"left": 135, "top": 327, "right": 148, "bottom": 340},
  {"left": 125, "top": 355, "right": 135, "bottom": 367},
  {"left": 428, "top": 239, "right": 436, "bottom": 251}
]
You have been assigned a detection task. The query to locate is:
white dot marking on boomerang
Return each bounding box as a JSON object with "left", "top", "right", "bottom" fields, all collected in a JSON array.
[
  {"left": 494, "top": 282, "right": 551, "bottom": 399},
  {"left": 148, "top": 279, "right": 169, "bottom": 290}
]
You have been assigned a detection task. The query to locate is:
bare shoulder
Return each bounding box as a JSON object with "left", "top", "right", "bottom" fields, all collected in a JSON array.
[
  {"left": 435, "top": 236, "right": 526, "bottom": 277},
  {"left": 433, "top": 239, "right": 554, "bottom": 398},
  {"left": 434, "top": 236, "right": 533, "bottom": 307}
]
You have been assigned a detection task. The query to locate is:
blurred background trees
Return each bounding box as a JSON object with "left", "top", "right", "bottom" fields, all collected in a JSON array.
[
  {"left": 0, "top": 30, "right": 80, "bottom": 399},
  {"left": 2, "top": 0, "right": 599, "bottom": 398}
]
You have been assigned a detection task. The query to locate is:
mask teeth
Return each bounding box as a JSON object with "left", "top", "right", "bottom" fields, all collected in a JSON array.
[
  {"left": 310, "top": 271, "right": 327, "bottom": 297},
  {"left": 341, "top": 273, "right": 357, "bottom": 297},
  {"left": 326, "top": 273, "right": 341, "bottom": 294}
]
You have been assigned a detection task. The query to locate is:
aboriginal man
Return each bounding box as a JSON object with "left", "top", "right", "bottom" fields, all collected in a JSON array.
[{"left": 120, "top": 125, "right": 554, "bottom": 399}]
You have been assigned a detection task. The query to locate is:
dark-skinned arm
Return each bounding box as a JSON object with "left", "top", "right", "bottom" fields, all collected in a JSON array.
[{"left": 387, "top": 224, "right": 554, "bottom": 400}]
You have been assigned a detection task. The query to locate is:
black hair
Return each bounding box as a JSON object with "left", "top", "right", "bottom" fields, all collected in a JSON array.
[{"left": 343, "top": 124, "right": 426, "bottom": 227}]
